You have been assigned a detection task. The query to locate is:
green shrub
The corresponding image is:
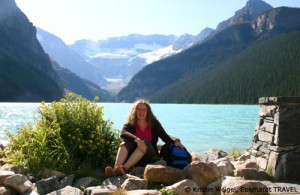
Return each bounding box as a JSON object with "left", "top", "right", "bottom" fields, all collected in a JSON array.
[
  {"left": 229, "top": 145, "right": 243, "bottom": 159},
  {"left": 160, "top": 185, "right": 176, "bottom": 195},
  {"left": 266, "top": 166, "right": 274, "bottom": 180},
  {"left": 5, "top": 93, "right": 121, "bottom": 176}
]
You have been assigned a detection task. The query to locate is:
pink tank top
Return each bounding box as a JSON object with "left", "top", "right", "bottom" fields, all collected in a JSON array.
[{"left": 135, "top": 124, "right": 153, "bottom": 142}]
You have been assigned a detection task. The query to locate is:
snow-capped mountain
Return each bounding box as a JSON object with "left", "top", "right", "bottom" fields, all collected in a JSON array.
[{"left": 69, "top": 31, "right": 213, "bottom": 93}]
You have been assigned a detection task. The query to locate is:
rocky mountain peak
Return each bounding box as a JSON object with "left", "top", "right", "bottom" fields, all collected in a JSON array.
[
  {"left": 216, "top": 0, "right": 273, "bottom": 32},
  {"left": 239, "top": 0, "right": 273, "bottom": 18}
]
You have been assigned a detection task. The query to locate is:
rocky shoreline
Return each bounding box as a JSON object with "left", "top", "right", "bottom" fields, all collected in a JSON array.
[
  {"left": 1, "top": 96, "right": 300, "bottom": 194},
  {"left": 0, "top": 147, "right": 299, "bottom": 195}
]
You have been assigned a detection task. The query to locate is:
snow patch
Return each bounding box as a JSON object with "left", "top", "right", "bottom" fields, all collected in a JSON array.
[
  {"left": 105, "top": 77, "right": 124, "bottom": 83},
  {"left": 134, "top": 43, "right": 163, "bottom": 51},
  {"left": 90, "top": 49, "right": 140, "bottom": 59},
  {"left": 91, "top": 53, "right": 130, "bottom": 59},
  {"left": 138, "top": 45, "right": 181, "bottom": 64}
]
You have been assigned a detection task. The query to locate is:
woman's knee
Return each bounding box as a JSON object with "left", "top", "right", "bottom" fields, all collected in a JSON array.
[
  {"left": 143, "top": 139, "right": 152, "bottom": 148},
  {"left": 143, "top": 140, "right": 156, "bottom": 155},
  {"left": 120, "top": 140, "right": 137, "bottom": 153}
]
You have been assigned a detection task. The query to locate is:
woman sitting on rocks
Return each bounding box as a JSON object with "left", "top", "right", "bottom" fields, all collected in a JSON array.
[{"left": 105, "top": 99, "right": 185, "bottom": 176}]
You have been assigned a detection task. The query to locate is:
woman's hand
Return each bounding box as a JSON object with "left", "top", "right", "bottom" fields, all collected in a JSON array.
[
  {"left": 135, "top": 138, "right": 147, "bottom": 153},
  {"left": 175, "top": 139, "right": 185, "bottom": 150}
]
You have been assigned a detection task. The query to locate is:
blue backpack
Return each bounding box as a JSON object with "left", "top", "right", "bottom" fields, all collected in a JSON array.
[{"left": 160, "top": 142, "right": 192, "bottom": 169}]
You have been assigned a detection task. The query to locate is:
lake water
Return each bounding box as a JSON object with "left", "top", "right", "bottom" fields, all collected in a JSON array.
[{"left": 0, "top": 103, "right": 260, "bottom": 154}]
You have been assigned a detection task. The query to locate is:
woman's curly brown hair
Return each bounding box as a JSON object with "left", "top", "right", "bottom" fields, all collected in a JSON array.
[{"left": 126, "top": 99, "right": 158, "bottom": 127}]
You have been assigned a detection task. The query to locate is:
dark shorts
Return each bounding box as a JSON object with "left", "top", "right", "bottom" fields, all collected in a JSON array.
[{"left": 121, "top": 139, "right": 160, "bottom": 166}]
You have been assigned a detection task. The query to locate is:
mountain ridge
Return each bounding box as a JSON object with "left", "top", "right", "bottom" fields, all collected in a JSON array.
[
  {"left": 117, "top": 5, "right": 300, "bottom": 103},
  {"left": 150, "top": 31, "right": 300, "bottom": 103},
  {"left": 0, "top": 0, "right": 111, "bottom": 102},
  {"left": 37, "top": 28, "right": 107, "bottom": 87},
  {"left": 0, "top": 0, "right": 63, "bottom": 101}
]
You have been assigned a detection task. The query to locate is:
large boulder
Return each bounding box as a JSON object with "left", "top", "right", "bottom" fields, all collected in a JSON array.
[
  {"left": 221, "top": 176, "right": 269, "bottom": 195},
  {"left": 234, "top": 168, "right": 272, "bottom": 181},
  {"left": 48, "top": 186, "right": 82, "bottom": 195},
  {"left": 165, "top": 179, "right": 202, "bottom": 195},
  {"left": 86, "top": 185, "right": 117, "bottom": 195},
  {"left": 121, "top": 178, "right": 148, "bottom": 191},
  {"left": 0, "top": 171, "right": 15, "bottom": 185},
  {"left": 205, "top": 178, "right": 223, "bottom": 195},
  {"left": 73, "top": 176, "right": 97, "bottom": 189},
  {"left": 0, "top": 186, "right": 17, "bottom": 195},
  {"left": 3, "top": 174, "right": 33, "bottom": 194},
  {"left": 144, "top": 165, "right": 185, "bottom": 185},
  {"left": 213, "top": 157, "right": 235, "bottom": 176},
  {"left": 35, "top": 176, "right": 61, "bottom": 195},
  {"left": 183, "top": 161, "right": 220, "bottom": 187},
  {"left": 126, "top": 189, "right": 161, "bottom": 195},
  {"left": 202, "top": 149, "right": 228, "bottom": 163}
]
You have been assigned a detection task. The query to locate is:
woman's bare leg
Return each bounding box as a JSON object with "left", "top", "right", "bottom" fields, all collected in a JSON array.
[
  {"left": 114, "top": 145, "right": 129, "bottom": 167},
  {"left": 123, "top": 148, "right": 145, "bottom": 170}
]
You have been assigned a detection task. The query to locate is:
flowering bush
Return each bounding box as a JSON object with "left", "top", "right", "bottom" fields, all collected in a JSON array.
[{"left": 5, "top": 93, "right": 121, "bottom": 176}]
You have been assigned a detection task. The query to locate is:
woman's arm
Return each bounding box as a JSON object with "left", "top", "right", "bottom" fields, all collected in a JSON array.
[
  {"left": 120, "top": 123, "right": 137, "bottom": 142},
  {"left": 121, "top": 123, "right": 147, "bottom": 153},
  {"left": 155, "top": 120, "right": 174, "bottom": 143},
  {"left": 155, "top": 120, "right": 185, "bottom": 149}
]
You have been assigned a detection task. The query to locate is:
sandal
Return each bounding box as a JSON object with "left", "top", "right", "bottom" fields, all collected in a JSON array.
[
  {"left": 114, "top": 165, "right": 126, "bottom": 176},
  {"left": 105, "top": 166, "right": 115, "bottom": 177}
]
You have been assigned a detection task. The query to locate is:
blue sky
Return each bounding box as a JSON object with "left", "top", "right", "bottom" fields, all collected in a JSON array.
[{"left": 15, "top": 0, "right": 300, "bottom": 44}]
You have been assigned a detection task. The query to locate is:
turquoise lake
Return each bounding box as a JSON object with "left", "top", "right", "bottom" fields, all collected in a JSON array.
[{"left": 0, "top": 103, "right": 260, "bottom": 154}]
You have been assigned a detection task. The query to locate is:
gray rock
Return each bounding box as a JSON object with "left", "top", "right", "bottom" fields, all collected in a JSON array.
[
  {"left": 166, "top": 179, "right": 202, "bottom": 195},
  {"left": 0, "top": 164, "right": 29, "bottom": 175},
  {"left": 35, "top": 176, "right": 60, "bottom": 195},
  {"left": 202, "top": 149, "right": 228, "bottom": 163},
  {"left": 121, "top": 178, "right": 148, "bottom": 191},
  {"left": 41, "top": 168, "right": 66, "bottom": 179},
  {"left": 73, "top": 176, "right": 96, "bottom": 189},
  {"left": 221, "top": 176, "right": 269, "bottom": 195},
  {"left": 102, "top": 174, "right": 138, "bottom": 187},
  {"left": 0, "top": 186, "right": 17, "bottom": 195},
  {"left": 126, "top": 190, "right": 160, "bottom": 195},
  {"left": 130, "top": 167, "right": 145, "bottom": 178},
  {"left": 60, "top": 174, "right": 75, "bottom": 188},
  {"left": 3, "top": 174, "right": 33, "bottom": 194},
  {"left": 205, "top": 178, "right": 223, "bottom": 195},
  {"left": 47, "top": 186, "right": 82, "bottom": 195},
  {"left": 86, "top": 185, "right": 117, "bottom": 195},
  {"left": 234, "top": 168, "right": 272, "bottom": 181},
  {"left": 0, "top": 170, "right": 15, "bottom": 185}
]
